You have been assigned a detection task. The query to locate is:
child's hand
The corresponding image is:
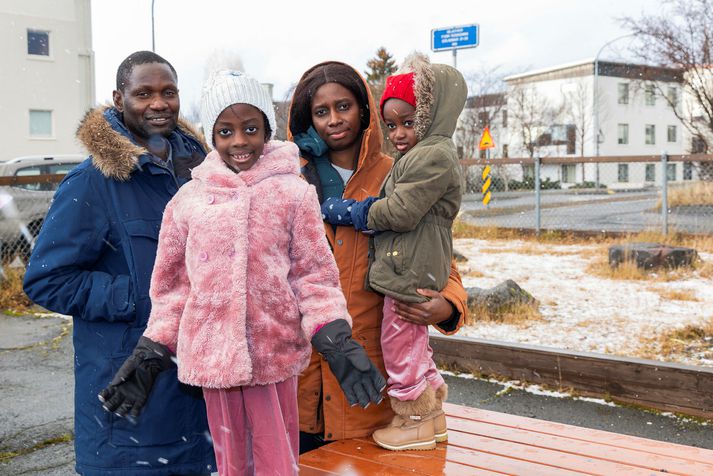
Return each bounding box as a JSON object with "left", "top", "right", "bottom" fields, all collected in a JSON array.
[
  {"left": 321, "top": 197, "right": 378, "bottom": 232},
  {"left": 321, "top": 197, "right": 357, "bottom": 226}
]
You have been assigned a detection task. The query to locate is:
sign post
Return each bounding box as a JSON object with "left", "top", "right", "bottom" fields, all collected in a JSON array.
[
  {"left": 431, "top": 23, "right": 479, "bottom": 69},
  {"left": 479, "top": 127, "right": 496, "bottom": 206}
]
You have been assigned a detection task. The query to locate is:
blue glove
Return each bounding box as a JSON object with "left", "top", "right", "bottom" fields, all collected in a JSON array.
[{"left": 321, "top": 197, "right": 378, "bottom": 231}]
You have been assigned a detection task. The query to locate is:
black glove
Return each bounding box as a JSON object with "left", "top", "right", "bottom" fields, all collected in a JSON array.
[
  {"left": 98, "top": 336, "right": 175, "bottom": 420},
  {"left": 311, "top": 319, "right": 386, "bottom": 408}
]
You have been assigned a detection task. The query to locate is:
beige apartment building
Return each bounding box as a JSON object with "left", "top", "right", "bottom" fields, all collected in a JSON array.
[{"left": 0, "top": 0, "right": 94, "bottom": 160}]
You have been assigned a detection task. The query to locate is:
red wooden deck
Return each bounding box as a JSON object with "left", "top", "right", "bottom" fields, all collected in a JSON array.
[{"left": 299, "top": 403, "right": 713, "bottom": 475}]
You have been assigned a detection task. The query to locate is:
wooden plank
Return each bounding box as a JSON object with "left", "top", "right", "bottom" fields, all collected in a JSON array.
[
  {"left": 446, "top": 417, "right": 711, "bottom": 475},
  {"left": 432, "top": 335, "right": 713, "bottom": 419},
  {"left": 445, "top": 404, "right": 713, "bottom": 465},
  {"left": 310, "top": 438, "right": 585, "bottom": 476}
]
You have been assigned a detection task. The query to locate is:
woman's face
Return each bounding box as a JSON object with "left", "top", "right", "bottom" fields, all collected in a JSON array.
[{"left": 310, "top": 82, "right": 363, "bottom": 152}]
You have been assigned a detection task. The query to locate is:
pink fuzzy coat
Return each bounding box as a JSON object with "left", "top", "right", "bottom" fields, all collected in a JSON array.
[{"left": 143, "top": 140, "right": 350, "bottom": 388}]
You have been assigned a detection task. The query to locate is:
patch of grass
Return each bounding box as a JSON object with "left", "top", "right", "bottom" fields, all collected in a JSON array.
[
  {"left": 0, "top": 268, "right": 33, "bottom": 312},
  {"left": 585, "top": 252, "right": 699, "bottom": 282},
  {"left": 0, "top": 433, "right": 73, "bottom": 463},
  {"left": 653, "top": 288, "right": 700, "bottom": 302},
  {"left": 666, "top": 181, "right": 713, "bottom": 207},
  {"left": 453, "top": 220, "right": 713, "bottom": 254},
  {"left": 637, "top": 317, "right": 713, "bottom": 362},
  {"left": 468, "top": 302, "right": 543, "bottom": 327},
  {"left": 463, "top": 268, "right": 485, "bottom": 278}
]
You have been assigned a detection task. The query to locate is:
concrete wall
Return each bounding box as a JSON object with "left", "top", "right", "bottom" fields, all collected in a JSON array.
[{"left": 0, "top": 0, "right": 94, "bottom": 160}]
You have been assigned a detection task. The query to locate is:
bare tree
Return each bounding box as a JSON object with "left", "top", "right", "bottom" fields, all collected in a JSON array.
[
  {"left": 562, "top": 80, "right": 592, "bottom": 180},
  {"left": 508, "top": 84, "right": 562, "bottom": 156},
  {"left": 622, "top": 0, "right": 713, "bottom": 179},
  {"left": 455, "top": 66, "right": 507, "bottom": 160}
]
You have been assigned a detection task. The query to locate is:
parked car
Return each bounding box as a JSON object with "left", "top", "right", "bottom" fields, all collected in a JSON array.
[{"left": 0, "top": 155, "right": 85, "bottom": 264}]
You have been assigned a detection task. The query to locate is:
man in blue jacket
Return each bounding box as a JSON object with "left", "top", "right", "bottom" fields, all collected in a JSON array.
[{"left": 23, "top": 51, "right": 215, "bottom": 476}]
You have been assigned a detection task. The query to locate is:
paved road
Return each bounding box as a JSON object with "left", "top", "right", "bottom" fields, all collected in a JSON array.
[
  {"left": 461, "top": 190, "right": 713, "bottom": 234},
  {"left": 1, "top": 313, "right": 711, "bottom": 475}
]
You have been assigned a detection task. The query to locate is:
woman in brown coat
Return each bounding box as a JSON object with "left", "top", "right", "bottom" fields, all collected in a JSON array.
[{"left": 288, "top": 61, "right": 468, "bottom": 453}]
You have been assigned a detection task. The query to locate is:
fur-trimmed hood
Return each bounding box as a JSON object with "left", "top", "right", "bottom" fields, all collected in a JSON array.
[
  {"left": 191, "top": 140, "right": 300, "bottom": 189},
  {"left": 76, "top": 106, "right": 208, "bottom": 181},
  {"left": 395, "top": 53, "right": 467, "bottom": 140}
]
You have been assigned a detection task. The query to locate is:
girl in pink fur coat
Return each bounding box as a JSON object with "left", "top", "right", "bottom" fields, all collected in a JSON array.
[{"left": 100, "top": 70, "right": 385, "bottom": 476}]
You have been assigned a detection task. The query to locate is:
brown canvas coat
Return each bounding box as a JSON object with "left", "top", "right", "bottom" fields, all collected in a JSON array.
[{"left": 288, "top": 61, "right": 468, "bottom": 440}]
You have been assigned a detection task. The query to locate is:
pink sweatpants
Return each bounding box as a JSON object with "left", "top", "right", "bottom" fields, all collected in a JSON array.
[
  {"left": 381, "top": 296, "right": 445, "bottom": 402},
  {"left": 202, "top": 377, "right": 299, "bottom": 476}
]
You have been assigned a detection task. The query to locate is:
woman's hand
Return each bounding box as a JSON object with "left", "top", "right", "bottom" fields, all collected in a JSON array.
[{"left": 391, "top": 289, "right": 455, "bottom": 326}]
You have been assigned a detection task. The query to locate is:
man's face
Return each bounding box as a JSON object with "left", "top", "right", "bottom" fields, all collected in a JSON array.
[{"left": 112, "top": 62, "right": 179, "bottom": 144}]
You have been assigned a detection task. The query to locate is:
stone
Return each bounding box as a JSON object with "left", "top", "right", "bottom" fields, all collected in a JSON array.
[
  {"left": 608, "top": 243, "right": 699, "bottom": 270},
  {"left": 466, "top": 279, "right": 537, "bottom": 316}
]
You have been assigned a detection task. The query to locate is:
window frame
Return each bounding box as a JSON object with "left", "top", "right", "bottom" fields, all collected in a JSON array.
[
  {"left": 617, "top": 83, "right": 629, "bottom": 105},
  {"left": 617, "top": 123, "right": 629, "bottom": 145},
  {"left": 645, "top": 124, "right": 656, "bottom": 145},
  {"left": 617, "top": 163, "right": 629, "bottom": 182},
  {"left": 28, "top": 109, "right": 54, "bottom": 139},
  {"left": 26, "top": 29, "right": 51, "bottom": 57}
]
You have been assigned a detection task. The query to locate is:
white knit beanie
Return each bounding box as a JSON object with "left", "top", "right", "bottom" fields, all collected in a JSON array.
[{"left": 200, "top": 69, "right": 276, "bottom": 147}]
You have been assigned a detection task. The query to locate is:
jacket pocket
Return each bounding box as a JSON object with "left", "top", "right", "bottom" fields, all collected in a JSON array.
[
  {"left": 123, "top": 219, "right": 161, "bottom": 300},
  {"left": 373, "top": 231, "right": 406, "bottom": 276},
  {"left": 109, "top": 354, "right": 201, "bottom": 447}
]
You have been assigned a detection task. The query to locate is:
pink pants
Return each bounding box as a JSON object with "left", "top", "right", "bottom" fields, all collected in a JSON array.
[
  {"left": 381, "top": 296, "right": 445, "bottom": 401},
  {"left": 203, "top": 377, "right": 299, "bottom": 476}
]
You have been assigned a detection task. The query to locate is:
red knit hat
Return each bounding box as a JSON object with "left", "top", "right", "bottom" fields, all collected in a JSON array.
[{"left": 379, "top": 72, "right": 416, "bottom": 119}]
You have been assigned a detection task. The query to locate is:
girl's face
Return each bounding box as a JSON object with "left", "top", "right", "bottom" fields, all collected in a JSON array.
[
  {"left": 213, "top": 104, "right": 267, "bottom": 172},
  {"left": 310, "top": 82, "right": 363, "bottom": 152},
  {"left": 382, "top": 98, "right": 417, "bottom": 154}
]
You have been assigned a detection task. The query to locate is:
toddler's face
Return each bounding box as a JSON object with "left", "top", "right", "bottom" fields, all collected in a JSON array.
[
  {"left": 213, "top": 104, "right": 267, "bottom": 172},
  {"left": 382, "top": 98, "right": 417, "bottom": 154}
]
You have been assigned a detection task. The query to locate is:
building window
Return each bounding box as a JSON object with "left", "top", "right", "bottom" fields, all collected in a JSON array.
[
  {"left": 692, "top": 135, "right": 707, "bottom": 153},
  {"left": 618, "top": 163, "right": 629, "bottom": 182},
  {"left": 645, "top": 164, "right": 656, "bottom": 182},
  {"left": 561, "top": 164, "right": 576, "bottom": 183},
  {"left": 667, "top": 87, "right": 678, "bottom": 107},
  {"left": 667, "top": 125, "right": 677, "bottom": 143},
  {"left": 29, "top": 110, "right": 52, "bottom": 137},
  {"left": 566, "top": 124, "right": 576, "bottom": 154},
  {"left": 501, "top": 110, "right": 508, "bottom": 128},
  {"left": 502, "top": 144, "right": 509, "bottom": 158},
  {"left": 27, "top": 30, "right": 50, "bottom": 56},
  {"left": 683, "top": 162, "right": 693, "bottom": 180},
  {"left": 617, "top": 124, "right": 629, "bottom": 144},
  {"left": 618, "top": 83, "right": 629, "bottom": 104},
  {"left": 523, "top": 165, "right": 535, "bottom": 180},
  {"left": 645, "top": 124, "right": 656, "bottom": 145},
  {"left": 645, "top": 84, "right": 656, "bottom": 106},
  {"left": 667, "top": 163, "right": 676, "bottom": 181}
]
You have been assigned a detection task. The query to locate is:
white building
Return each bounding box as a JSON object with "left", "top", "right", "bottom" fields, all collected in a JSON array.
[
  {"left": 460, "top": 59, "right": 698, "bottom": 187},
  {"left": 0, "top": 0, "right": 94, "bottom": 160}
]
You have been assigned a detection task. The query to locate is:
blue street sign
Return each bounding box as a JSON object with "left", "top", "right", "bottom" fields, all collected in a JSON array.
[{"left": 431, "top": 24, "right": 479, "bottom": 52}]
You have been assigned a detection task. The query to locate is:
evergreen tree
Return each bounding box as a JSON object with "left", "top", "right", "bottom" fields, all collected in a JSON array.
[{"left": 365, "top": 47, "right": 397, "bottom": 87}]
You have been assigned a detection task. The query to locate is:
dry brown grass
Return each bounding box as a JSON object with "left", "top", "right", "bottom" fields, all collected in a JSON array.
[
  {"left": 478, "top": 244, "right": 579, "bottom": 256},
  {"left": 0, "top": 268, "right": 33, "bottom": 312},
  {"left": 585, "top": 253, "right": 699, "bottom": 282},
  {"left": 637, "top": 317, "right": 713, "bottom": 361},
  {"left": 463, "top": 268, "right": 486, "bottom": 278},
  {"left": 652, "top": 287, "right": 700, "bottom": 302},
  {"left": 467, "top": 302, "right": 543, "bottom": 327},
  {"left": 667, "top": 181, "right": 713, "bottom": 207},
  {"left": 453, "top": 219, "right": 713, "bottom": 254}
]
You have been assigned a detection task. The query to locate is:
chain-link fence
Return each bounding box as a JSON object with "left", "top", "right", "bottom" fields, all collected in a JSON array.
[
  {"left": 0, "top": 173, "right": 68, "bottom": 268},
  {"left": 461, "top": 154, "right": 713, "bottom": 236}
]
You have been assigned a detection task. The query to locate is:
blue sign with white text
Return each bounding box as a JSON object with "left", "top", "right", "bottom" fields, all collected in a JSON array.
[{"left": 431, "top": 24, "right": 479, "bottom": 52}]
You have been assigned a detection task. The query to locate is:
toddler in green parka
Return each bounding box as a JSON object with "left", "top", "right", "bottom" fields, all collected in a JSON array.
[{"left": 321, "top": 52, "right": 467, "bottom": 451}]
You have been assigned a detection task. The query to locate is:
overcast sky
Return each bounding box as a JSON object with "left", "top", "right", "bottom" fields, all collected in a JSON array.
[{"left": 91, "top": 0, "right": 661, "bottom": 117}]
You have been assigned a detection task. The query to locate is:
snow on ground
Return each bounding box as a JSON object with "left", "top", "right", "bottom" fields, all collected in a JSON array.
[{"left": 452, "top": 238, "right": 713, "bottom": 367}]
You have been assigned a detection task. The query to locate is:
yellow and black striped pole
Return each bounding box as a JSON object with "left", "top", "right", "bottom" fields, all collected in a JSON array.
[{"left": 482, "top": 165, "right": 492, "bottom": 206}]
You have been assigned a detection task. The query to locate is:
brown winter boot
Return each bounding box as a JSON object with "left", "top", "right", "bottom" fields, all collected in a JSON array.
[
  {"left": 434, "top": 384, "right": 448, "bottom": 443},
  {"left": 372, "top": 386, "right": 439, "bottom": 451}
]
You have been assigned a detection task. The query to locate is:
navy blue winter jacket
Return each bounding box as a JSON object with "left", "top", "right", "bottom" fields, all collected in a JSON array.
[{"left": 23, "top": 107, "right": 215, "bottom": 476}]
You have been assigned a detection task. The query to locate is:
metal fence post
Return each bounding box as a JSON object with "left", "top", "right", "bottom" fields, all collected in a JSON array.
[
  {"left": 535, "top": 155, "right": 541, "bottom": 235},
  {"left": 661, "top": 151, "right": 668, "bottom": 236}
]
